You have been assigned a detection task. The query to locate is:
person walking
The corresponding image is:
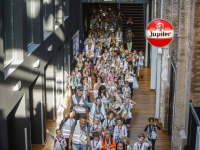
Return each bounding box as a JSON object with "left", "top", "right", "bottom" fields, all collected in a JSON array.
[
  {"left": 126, "top": 30, "right": 134, "bottom": 53},
  {"left": 126, "top": 16, "right": 133, "bottom": 34},
  {"left": 83, "top": 41, "right": 97, "bottom": 73},
  {"left": 70, "top": 85, "right": 88, "bottom": 120},
  {"left": 68, "top": 114, "right": 90, "bottom": 150},
  {"left": 59, "top": 109, "right": 76, "bottom": 150}
]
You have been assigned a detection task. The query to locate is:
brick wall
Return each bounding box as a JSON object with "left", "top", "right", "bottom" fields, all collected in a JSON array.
[
  {"left": 151, "top": 0, "right": 200, "bottom": 148},
  {"left": 170, "top": 0, "right": 179, "bottom": 67},
  {"left": 171, "top": 0, "right": 191, "bottom": 149},
  {"left": 190, "top": 2, "right": 200, "bottom": 106},
  {"left": 185, "top": 0, "right": 196, "bottom": 137}
]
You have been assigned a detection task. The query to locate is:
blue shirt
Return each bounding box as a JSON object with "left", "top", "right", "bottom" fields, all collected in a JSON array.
[{"left": 83, "top": 46, "right": 96, "bottom": 61}]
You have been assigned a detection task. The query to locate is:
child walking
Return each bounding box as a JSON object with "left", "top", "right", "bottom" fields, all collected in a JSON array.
[
  {"left": 132, "top": 50, "right": 138, "bottom": 75},
  {"left": 75, "top": 53, "right": 83, "bottom": 74},
  {"left": 120, "top": 98, "right": 136, "bottom": 136},
  {"left": 84, "top": 57, "right": 92, "bottom": 75},
  {"left": 121, "top": 136, "right": 132, "bottom": 150},
  {"left": 102, "top": 129, "right": 116, "bottom": 150},
  {"left": 46, "top": 129, "right": 67, "bottom": 150},
  {"left": 144, "top": 117, "right": 161, "bottom": 150},
  {"left": 90, "top": 117, "right": 102, "bottom": 140},
  {"left": 137, "top": 51, "right": 144, "bottom": 80},
  {"left": 122, "top": 81, "right": 131, "bottom": 99},
  {"left": 113, "top": 117, "right": 127, "bottom": 143},
  {"left": 69, "top": 70, "right": 78, "bottom": 95},
  {"left": 97, "top": 125, "right": 105, "bottom": 141},
  {"left": 90, "top": 132, "right": 102, "bottom": 150},
  {"left": 133, "top": 133, "right": 152, "bottom": 150},
  {"left": 102, "top": 111, "right": 116, "bottom": 135}
]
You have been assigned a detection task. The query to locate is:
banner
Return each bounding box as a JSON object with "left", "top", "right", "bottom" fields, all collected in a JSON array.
[{"left": 72, "top": 30, "right": 79, "bottom": 62}]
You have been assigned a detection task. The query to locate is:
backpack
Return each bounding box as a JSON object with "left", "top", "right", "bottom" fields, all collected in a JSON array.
[
  {"left": 59, "top": 117, "right": 69, "bottom": 130},
  {"left": 54, "top": 136, "right": 65, "bottom": 148},
  {"left": 101, "top": 132, "right": 104, "bottom": 140}
]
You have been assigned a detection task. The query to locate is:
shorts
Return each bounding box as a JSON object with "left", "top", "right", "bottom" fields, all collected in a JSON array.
[
  {"left": 123, "top": 118, "right": 131, "bottom": 125},
  {"left": 138, "top": 65, "right": 143, "bottom": 70}
]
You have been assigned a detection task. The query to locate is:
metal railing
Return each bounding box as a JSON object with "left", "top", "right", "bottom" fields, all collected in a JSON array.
[{"left": 186, "top": 100, "right": 200, "bottom": 150}]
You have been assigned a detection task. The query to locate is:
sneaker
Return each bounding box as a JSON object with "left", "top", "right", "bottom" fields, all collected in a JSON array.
[
  {"left": 137, "top": 77, "right": 139, "bottom": 80},
  {"left": 141, "top": 75, "right": 143, "bottom": 78}
]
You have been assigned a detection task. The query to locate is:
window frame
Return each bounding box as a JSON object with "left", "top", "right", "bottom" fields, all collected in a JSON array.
[
  {"left": 43, "top": 0, "right": 54, "bottom": 40},
  {"left": 27, "top": 0, "right": 35, "bottom": 48},
  {"left": 3, "top": 0, "right": 15, "bottom": 68}
]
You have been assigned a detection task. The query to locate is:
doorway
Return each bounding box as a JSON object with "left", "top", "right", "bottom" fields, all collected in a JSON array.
[
  {"left": 45, "top": 58, "right": 56, "bottom": 120},
  {"left": 55, "top": 47, "right": 64, "bottom": 110},
  {"left": 29, "top": 74, "right": 46, "bottom": 145},
  {"left": 168, "top": 64, "right": 176, "bottom": 143},
  {"left": 7, "top": 94, "right": 30, "bottom": 150}
]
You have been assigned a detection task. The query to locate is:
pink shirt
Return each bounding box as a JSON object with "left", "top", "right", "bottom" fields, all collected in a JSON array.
[{"left": 107, "top": 73, "right": 117, "bottom": 81}]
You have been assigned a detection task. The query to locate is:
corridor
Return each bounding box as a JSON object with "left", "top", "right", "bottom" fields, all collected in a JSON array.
[
  {"left": 32, "top": 68, "right": 171, "bottom": 150},
  {"left": 2, "top": 0, "right": 200, "bottom": 149}
]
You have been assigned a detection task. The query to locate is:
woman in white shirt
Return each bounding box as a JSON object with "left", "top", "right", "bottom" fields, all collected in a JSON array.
[
  {"left": 59, "top": 109, "right": 76, "bottom": 150},
  {"left": 125, "top": 61, "right": 135, "bottom": 98},
  {"left": 137, "top": 51, "right": 145, "bottom": 80}
]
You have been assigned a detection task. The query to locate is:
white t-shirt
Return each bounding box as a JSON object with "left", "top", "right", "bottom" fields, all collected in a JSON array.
[
  {"left": 138, "top": 56, "right": 145, "bottom": 66},
  {"left": 120, "top": 103, "right": 133, "bottom": 119},
  {"left": 90, "top": 122, "right": 101, "bottom": 137},
  {"left": 133, "top": 142, "right": 150, "bottom": 150},
  {"left": 123, "top": 61, "right": 129, "bottom": 71},
  {"left": 76, "top": 72, "right": 81, "bottom": 83},
  {"left": 106, "top": 63, "right": 115, "bottom": 68},
  {"left": 125, "top": 145, "right": 132, "bottom": 150},
  {"left": 106, "top": 85, "right": 116, "bottom": 95},
  {"left": 102, "top": 118, "right": 116, "bottom": 128},
  {"left": 104, "top": 68, "right": 110, "bottom": 74},
  {"left": 90, "top": 140, "right": 102, "bottom": 150}
]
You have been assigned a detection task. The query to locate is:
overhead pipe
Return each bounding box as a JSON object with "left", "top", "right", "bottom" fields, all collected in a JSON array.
[
  {"left": 155, "top": 0, "right": 164, "bottom": 119},
  {"left": 150, "top": 0, "right": 158, "bottom": 90},
  {"left": 160, "top": 0, "right": 164, "bottom": 19},
  {"left": 154, "top": 0, "right": 157, "bottom": 19}
]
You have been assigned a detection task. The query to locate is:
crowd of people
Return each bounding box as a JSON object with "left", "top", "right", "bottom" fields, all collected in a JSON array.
[{"left": 46, "top": 4, "right": 160, "bottom": 150}]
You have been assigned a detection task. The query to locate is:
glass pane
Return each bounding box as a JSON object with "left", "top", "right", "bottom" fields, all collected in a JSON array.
[
  {"left": 55, "top": 0, "right": 62, "bottom": 23},
  {"left": 27, "top": 0, "right": 34, "bottom": 47},
  {"left": 55, "top": 49, "right": 63, "bottom": 109},
  {"left": 43, "top": 0, "right": 47, "bottom": 33},
  {"left": 3, "top": 0, "right": 15, "bottom": 67}
]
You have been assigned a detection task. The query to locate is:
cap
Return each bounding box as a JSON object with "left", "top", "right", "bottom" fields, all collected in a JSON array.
[{"left": 77, "top": 85, "right": 83, "bottom": 91}]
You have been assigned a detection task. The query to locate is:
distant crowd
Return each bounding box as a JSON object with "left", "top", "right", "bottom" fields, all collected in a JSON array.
[{"left": 46, "top": 4, "right": 160, "bottom": 150}]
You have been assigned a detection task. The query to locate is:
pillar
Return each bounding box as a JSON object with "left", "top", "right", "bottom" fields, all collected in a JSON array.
[
  {"left": 159, "top": 0, "right": 172, "bottom": 129},
  {"left": 171, "top": 0, "right": 191, "bottom": 149}
]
